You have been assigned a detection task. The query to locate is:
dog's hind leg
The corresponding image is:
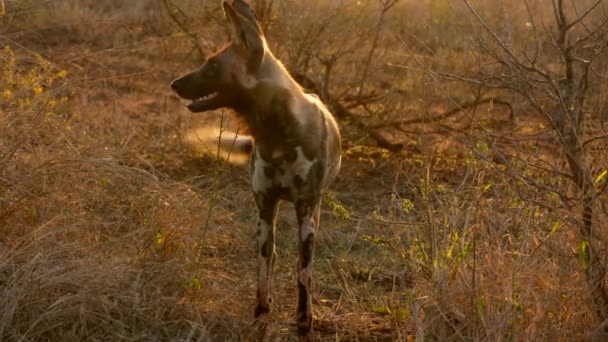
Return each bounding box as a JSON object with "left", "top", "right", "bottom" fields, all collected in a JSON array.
[
  {"left": 295, "top": 200, "right": 321, "bottom": 341},
  {"left": 253, "top": 192, "right": 279, "bottom": 335}
]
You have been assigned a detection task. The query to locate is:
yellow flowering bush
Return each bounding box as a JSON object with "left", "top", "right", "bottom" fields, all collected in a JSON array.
[
  {"left": 1, "top": 45, "right": 71, "bottom": 153},
  {"left": 1, "top": 45, "right": 69, "bottom": 113}
]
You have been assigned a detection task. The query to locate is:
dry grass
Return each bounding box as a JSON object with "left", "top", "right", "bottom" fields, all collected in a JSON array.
[{"left": 2, "top": 0, "right": 607, "bottom": 341}]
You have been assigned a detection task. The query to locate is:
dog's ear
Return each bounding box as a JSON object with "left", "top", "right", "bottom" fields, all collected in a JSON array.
[
  {"left": 230, "top": 0, "right": 258, "bottom": 25},
  {"left": 223, "top": 1, "right": 264, "bottom": 73}
]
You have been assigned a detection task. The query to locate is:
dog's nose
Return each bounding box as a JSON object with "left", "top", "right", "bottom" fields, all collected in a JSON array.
[{"left": 170, "top": 79, "right": 180, "bottom": 91}]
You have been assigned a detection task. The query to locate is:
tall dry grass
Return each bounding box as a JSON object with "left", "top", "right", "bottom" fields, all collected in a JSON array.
[{"left": 1, "top": 1, "right": 253, "bottom": 340}]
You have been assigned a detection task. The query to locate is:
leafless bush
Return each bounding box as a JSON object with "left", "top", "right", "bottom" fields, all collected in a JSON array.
[{"left": 395, "top": 0, "right": 608, "bottom": 339}]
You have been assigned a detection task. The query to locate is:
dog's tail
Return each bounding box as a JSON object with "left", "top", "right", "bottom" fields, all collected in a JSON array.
[{"left": 184, "top": 127, "right": 253, "bottom": 165}]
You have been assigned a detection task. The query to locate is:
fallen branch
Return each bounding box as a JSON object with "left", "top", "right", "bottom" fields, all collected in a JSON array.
[{"left": 374, "top": 97, "right": 513, "bottom": 128}]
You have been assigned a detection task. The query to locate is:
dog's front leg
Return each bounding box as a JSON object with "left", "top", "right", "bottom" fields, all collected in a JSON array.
[
  {"left": 253, "top": 192, "right": 279, "bottom": 336},
  {"left": 295, "top": 200, "right": 321, "bottom": 341}
]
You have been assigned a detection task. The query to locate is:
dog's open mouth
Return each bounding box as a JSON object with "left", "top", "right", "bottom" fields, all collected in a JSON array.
[{"left": 186, "top": 92, "right": 219, "bottom": 112}]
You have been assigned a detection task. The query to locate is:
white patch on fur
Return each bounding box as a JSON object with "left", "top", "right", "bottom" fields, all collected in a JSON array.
[
  {"left": 289, "top": 93, "right": 335, "bottom": 147},
  {"left": 252, "top": 146, "right": 316, "bottom": 194},
  {"left": 251, "top": 150, "right": 272, "bottom": 193},
  {"left": 300, "top": 217, "right": 314, "bottom": 242},
  {"left": 290, "top": 95, "right": 313, "bottom": 128},
  {"left": 291, "top": 146, "right": 315, "bottom": 184},
  {"left": 258, "top": 219, "right": 270, "bottom": 246},
  {"left": 241, "top": 73, "right": 258, "bottom": 89},
  {"left": 271, "top": 149, "right": 283, "bottom": 159}
]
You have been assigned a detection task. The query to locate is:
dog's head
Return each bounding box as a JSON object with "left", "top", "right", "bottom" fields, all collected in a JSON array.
[{"left": 170, "top": 0, "right": 265, "bottom": 112}]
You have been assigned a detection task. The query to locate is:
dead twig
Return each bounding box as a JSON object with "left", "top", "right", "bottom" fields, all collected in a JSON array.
[{"left": 161, "top": 0, "right": 205, "bottom": 60}]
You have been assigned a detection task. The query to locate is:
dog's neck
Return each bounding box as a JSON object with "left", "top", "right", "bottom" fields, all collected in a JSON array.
[
  {"left": 228, "top": 50, "right": 305, "bottom": 151},
  {"left": 256, "top": 49, "right": 302, "bottom": 93}
]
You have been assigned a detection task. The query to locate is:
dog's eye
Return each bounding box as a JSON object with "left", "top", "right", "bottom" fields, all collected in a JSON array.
[{"left": 206, "top": 61, "right": 219, "bottom": 76}]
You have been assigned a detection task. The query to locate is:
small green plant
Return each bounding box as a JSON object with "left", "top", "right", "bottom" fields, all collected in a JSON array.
[
  {"left": 323, "top": 192, "right": 351, "bottom": 222},
  {"left": 186, "top": 275, "right": 202, "bottom": 300},
  {"left": 344, "top": 145, "right": 390, "bottom": 166},
  {"left": 595, "top": 170, "right": 607, "bottom": 188},
  {"left": 360, "top": 234, "right": 388, "bottom": 245},
  {"left": 372, "top": 305, "right": 392, "bottom": 315},
  {"left": 400, "top": 198, "right": 415, "bottom": 213}
]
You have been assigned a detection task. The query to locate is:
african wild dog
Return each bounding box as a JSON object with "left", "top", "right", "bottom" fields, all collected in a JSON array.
[{"left": 170, "top": 0, "right": 341, "bottom": 340}]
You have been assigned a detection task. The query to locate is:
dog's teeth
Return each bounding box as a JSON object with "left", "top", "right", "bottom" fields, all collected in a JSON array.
[{"left": 191, "top": 93, "right": 217, "bottom": 103}]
